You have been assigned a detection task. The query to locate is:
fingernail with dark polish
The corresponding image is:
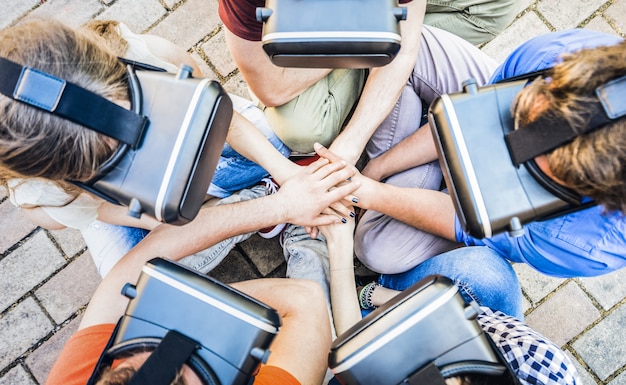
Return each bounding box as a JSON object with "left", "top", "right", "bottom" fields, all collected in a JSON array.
[
  {"left": 349, "top": 211, "right": 355, "bottom": 218},
  {"left": 352, "top": 197, "right": 359, "bottom": 203},
  {"left": 341, "top": 218, "right": 347, "bottom": 223}
]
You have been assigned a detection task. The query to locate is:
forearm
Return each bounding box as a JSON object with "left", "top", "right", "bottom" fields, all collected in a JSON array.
[
  {"left": 227, "top": 112, "right": 300, "bottom": 185},
  {"left": 330, "top": 1, "right": 426, "bottom": 164},
  {"left": 359, "top": 180, "right": 457, "bottom": 241},
  {"left": 364, "top": 123, "right": 439, "bottom": 181}
]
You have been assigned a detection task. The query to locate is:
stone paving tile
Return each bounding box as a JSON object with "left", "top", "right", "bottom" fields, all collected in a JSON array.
[
  {"left": 481, "top": 10, "right": 551, "bottom": 63},
  {"left": 611, "top": 371, "right": 626, "bottom": 385},
  {"left": 585, "top": 13, "right": 624, "bottom": 35},
  {"left": 0, "top": 298, "right": 53, "bottom": 371},
  {"left": 0, "top": 0, "right": 39, "bottom": 29},
  {"left": 147, "top": 0, "right": 221, "bottom": 50},
  {"left": 47, "top": 228, "right": 86, "bottom": 259},
  {"left": 0, "top": 200, "right": 38, "bottom": 254},
  {"left": 25, "top": 316, "right": 82, "bottom": 385},
  {"left": 95, "top": 0, "right": 166, "bottom": 33},
  {"left": 238, "top": 235, "right": 284, "bottom": 276},
  {"left": 565, "top": 350, "right": 598, "bottom": 385},
  {"left": 208, "top": 248, "right": 263, "bottom": 283},
  {"left": 513, "top": 263, "right": 566, "bottom": 305},
  {"left": 525, "top": 281, "right": 600, "bottom": 347},
  {"left": 578, "top": 269, "right": 626, "bottom": 310},
  {"left": 190, "top": 50, "right": 220, "bottom": 80},
  {"left": 0, "top": 231, "right": 66, "bottom": 313},
  {"left": 35, "top": 254, "right": 100, "bottom": 324},
  {"left": 0, "top": 366, "right": 36, "bottom": 385},
  {"left": 536, "top": 0, "right": 608, "bottom": 30},
  {"left": 26, "top": 0, "right": 103, "bottom": 27},
  {"left": 604, "top": 0, "right": 626, "bottom": 33},
  {"left": 223, "top": 73, "right": 253, "bottom": 99},
  {"left": 200, "top": 28, "right": 238, "bottom": 78},
  {"left": 573, "top": 303, "right": 626, "bottom": 381}
]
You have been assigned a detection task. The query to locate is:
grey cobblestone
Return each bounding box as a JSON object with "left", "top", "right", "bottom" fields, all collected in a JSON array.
[
  {"left": 27, "top": 0, "right": 103, "bottom": 27},
  {"left": 0, "top": 232, "right": 66, "bottom": 313},
  {"left": 514, "top": 263, "right": 566, "bottom": 305},
  {"left": 25, "top": 317, "right": 82, "bottom": 384},
  {"left": 147, "top": 0, "right": 221, "bottom": 50},
  {"left": 96, "top": 0, "right": 166, "bottom": 33},
  {"left": 579, "top": 269, "right": 626, "bottom": 310},
  {"left": 47, "top": 228, "right": 86, "bottom": 259},
  {"left": 0, "top": 298, "right": 53, "bottom": 371},
  {"left": 0, "top": 366, "right": 36, "bottom": 385},
  {"left": 536, "top": 0, "right": 607, "bottom": 30},
  {"left": 525, "top": 281, "right": 600, "bottom": 347},
  {"left": 0, "top": 200, "right": 37, "bottom": 254},
  {"left": 35, "top": 253, "right": 100, "bottom": 324},
  {"left": 573, "top": 304, "right": 626, "bottom": 381},
  {"left": 0, "top": 0, "right": 39, "bottom": 29}
]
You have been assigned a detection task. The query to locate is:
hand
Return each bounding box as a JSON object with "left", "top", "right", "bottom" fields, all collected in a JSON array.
[{"left": 277, "top": 157, "right": 360, "bottom": 227}]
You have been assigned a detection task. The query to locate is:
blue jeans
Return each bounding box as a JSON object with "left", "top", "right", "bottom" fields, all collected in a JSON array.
[
  {"left": 375, "top": 246, "right": 523, "bottom": 320},
  {"left": 208, "top": 94, "right": 291, "bottom": 198}
]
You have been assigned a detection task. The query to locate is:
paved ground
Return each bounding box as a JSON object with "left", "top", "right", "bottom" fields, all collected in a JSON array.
[{"left": 0, "top": 1, "right": 625, "bottom": 384}]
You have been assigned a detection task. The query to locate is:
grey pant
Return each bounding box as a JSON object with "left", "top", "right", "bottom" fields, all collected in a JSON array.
[{"left": 355, "top": 25, "right": 500, "bottom": 274}]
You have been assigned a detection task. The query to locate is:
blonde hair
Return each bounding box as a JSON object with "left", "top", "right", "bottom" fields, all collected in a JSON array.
[
  {"left": 0, "top": 18, "right": 128, "bottom": 186},
  {"left": 513, "top": 40, "right": 626, "bottom": 213}
]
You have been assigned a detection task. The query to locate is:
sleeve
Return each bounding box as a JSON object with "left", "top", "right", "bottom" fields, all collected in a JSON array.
[
  {"left": 254, "top": 365, "right": 301, "bottom": 385},
  {"left": 218, "top": 0, "right": 264, "bottom": 41},
  {"left": 45, "top": 324, "right": 117, "bottom": 385}
]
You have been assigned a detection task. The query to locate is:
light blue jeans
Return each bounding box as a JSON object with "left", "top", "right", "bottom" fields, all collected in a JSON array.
[
  {"left": 83, "top": 220, "right": 149, "bottom": 277},
  {"left": 375, "top": 246, "right": 523, "bottom": 320}
]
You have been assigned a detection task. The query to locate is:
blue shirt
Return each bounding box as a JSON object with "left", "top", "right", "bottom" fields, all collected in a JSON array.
[{"left": 456, "top": 29, "right": 626, "bottom": 278}]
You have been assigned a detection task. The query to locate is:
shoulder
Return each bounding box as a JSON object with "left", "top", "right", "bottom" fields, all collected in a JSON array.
[
  {"left": 491, "top": 29, "right": 624, "bottom": 82},
  {"left": 218, "top": 0, "right": 265, "bottom": 41}
]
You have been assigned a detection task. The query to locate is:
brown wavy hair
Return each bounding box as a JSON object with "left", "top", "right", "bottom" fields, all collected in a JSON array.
[
  {"left": 0, "top": 18, "right": 128, "bottom": 187},
  {"left": 513, "top": 39, "right": 626, "bottom": 213}
]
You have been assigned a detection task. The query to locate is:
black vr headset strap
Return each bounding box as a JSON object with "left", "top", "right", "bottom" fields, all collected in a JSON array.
[
  {"left": 0, "top": 56, "right": 148, "bottom": 148},
  {"left": 129, "top": 330, "right": 200, "bottom": 385},
  {"left": 504, "top": 73, "right": 626, "bottom": 166},
  {"left": 402, "top": 362, "right": 447, "bottom": 385}
]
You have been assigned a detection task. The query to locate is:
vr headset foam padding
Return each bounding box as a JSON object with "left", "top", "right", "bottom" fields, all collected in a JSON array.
[
  {"left": 257, "top": 0, "right": 406, "bottom": 68},
  {"left": 328, "top": 275, "right": 507, "bottom": 385},
  {"left": 78, "top": 66, "right": 232, "bottom": 225},
  {"left": 428, "top": 79, "right": 590, "bottom": 239},
  {"left": 111, "top": 258, "right": 281, "bottom": 385}
]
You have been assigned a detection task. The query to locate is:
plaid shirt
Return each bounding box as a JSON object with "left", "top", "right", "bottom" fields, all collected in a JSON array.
[{"left": 477, "top": 308, "right": 580, "bottom": 385}]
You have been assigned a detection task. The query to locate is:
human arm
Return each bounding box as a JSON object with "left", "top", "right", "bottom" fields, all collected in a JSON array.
[
  {"left": 315, "top": 143, "right": 457, "bottom": 241},
  {"left": 319, "top": 214, "right": 362, "bottom": 336},
  {"left": 328, "top": 0, "right": 426, "bottom": 165},
  {"left": 79, "top": 157, "right": 359, "bottom": 328},
  {"left": 227, "top": 111, "right": 300, "bottom": 185},
  {"left": 234, "top": 279, "right": 331, "bottom": 385},
  {"left": 223, "top": 29, "right": 332, "bottom": 107},
  {"left": 361, "top": 122, "right": 438, "bottom": 181}
]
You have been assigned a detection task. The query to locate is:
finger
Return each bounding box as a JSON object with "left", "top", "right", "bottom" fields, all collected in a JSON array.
[
  {"left": 329, "top": 201, "right": 354, "bottom": 219},
  {"left": 324, "top": 180, "right": 360, "bottom": 204},
  {"left": 314, "top": 142, "right": 343, "bottom": 163}
]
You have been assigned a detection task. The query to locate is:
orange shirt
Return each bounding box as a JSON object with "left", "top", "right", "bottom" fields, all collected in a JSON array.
[{"left": 46, "top": 324, "right": 300, "bottom": 385}]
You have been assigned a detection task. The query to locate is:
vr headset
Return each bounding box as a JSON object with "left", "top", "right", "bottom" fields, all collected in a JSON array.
[
  {"left": 0, "top": 57, "right": 232, "bottom": 225},
  {"left": 428, "top": 71, "right": 626, "bottom": 238},
  {"left": 329, "top": 275, "right": 519, "bottom": 385},
  {"left": 87, "top": 258, "right": 281, "bottom": 385},
  {"left": 256, "top": 0, "right": 407, "bottom": 68}
]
